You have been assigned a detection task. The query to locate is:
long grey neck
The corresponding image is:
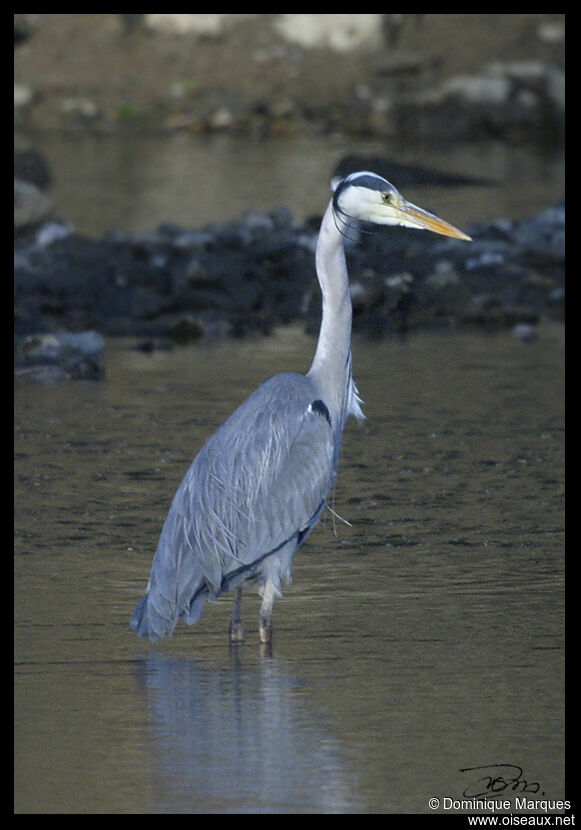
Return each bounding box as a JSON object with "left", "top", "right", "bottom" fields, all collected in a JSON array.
[{"left": 307, "top": 199, "right": 353, "bottom": 431}]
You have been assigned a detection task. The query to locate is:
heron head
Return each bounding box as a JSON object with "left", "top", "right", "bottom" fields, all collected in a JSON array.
[{"left": 331, "top": 171, "right": 472, "bottom": 241}]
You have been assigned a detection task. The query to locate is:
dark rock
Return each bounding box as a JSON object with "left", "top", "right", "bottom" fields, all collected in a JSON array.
[
  {"left": 14, "top": 195, "right": 564, "bottom": 371},
  {"left": 334, "top": 155, "right": 493, "bottom": 187},
  {"left": 15, "top": 330, "right": 105, "bottom": 380},
  {"left": 14, "top": 179, "right": 53, "bottom": 236},
  {"left": 14, "top": 149, "right": 52, "bottom": 189},
  {"left": 164, "top": 314, "right": 206, "bottom": 342},
  {"left": 512, "top": 322, "right": 539, "bottom": 342}
]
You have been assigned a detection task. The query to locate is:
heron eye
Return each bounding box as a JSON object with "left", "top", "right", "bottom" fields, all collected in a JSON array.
[{"left": 381, "top": 192, "right": 392, "bottom": 203}]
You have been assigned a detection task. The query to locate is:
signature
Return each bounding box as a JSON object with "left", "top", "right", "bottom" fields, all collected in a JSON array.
[{"left": 460, "top": 764, "right": 542, "bottom": 798}]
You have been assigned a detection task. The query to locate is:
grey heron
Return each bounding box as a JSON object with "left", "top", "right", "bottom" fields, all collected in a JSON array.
[{"left": 130, "top": 171, "right": 471, "bottom": 645}]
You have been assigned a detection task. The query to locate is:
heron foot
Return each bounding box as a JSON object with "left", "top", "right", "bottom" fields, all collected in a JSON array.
[
  {"left": 258, "top": 580, "right": 276, "bottom": 644},
  {"left": 258, "top": 615, "right": 273, "bottom": 644},
  {"left": 229, "top": 587, "right": 244, "bottom": 643},
  {"left": 229, "top": 621, "right": 245, "bottom": 643}
]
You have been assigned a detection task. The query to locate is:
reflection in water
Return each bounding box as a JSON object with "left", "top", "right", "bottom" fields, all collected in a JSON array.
[
  {"left": 14, "top": 327, "right": 564, "bottom": 813},
  {"left": 135, "top": 651, "right": 362, "bottom": 813},
  {"left": 37, "top": 132, "right": 564, "bottom": 237}
]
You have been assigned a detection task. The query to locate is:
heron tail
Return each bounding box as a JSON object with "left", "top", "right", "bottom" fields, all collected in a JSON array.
[
  {"left": 130, "top": 591, "right": 176, "bottom": 643},
  {"left": 130, "top": 566, "right": 209, "bottom": 642}
]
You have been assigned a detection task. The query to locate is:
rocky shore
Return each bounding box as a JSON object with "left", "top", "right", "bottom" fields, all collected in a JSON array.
[
  {"left": 14, "top": 161, "right": 564, "bottom": 379},
  {"left": 15, "top": 15, "right": 564, "bottom": 144}
]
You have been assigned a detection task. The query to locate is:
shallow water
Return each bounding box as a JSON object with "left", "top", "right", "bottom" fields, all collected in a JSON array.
[
  {"left": 14, "top": 324, "right": 564, "bottom": 813},
  {"left": 31, "top": 132, "right": 565, "bottom": 236}
]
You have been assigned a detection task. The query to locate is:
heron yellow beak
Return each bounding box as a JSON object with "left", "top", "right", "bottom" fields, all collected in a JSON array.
[{"left": 400, "top": 200, "right": 472, "bottom": 241}]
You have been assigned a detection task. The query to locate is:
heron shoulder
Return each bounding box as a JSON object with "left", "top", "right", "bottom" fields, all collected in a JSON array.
[
  {"left": 212, "top": 372, "right": 325, "bottom": 443},
  {"left": 176, "top": 371, "right": 333, "bottom": 506}
]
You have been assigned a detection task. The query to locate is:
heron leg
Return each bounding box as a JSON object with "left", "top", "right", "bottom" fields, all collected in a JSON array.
[
  {"left": 259, "top": 580, "right": 276, "bottom": 644},
  {"left": 229, "top": 587, "right": 244, "bottom": 643}
]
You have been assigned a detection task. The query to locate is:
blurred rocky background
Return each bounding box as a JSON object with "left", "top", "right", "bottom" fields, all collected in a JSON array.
[
  {"left": 14, "top": 14, "right": 564, "bottom": 379},
  {"left": 14, "top": 14, "right": 564, "bottom": 141}
]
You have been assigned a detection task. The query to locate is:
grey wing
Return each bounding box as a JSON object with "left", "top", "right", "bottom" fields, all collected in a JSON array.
[{"left": 130, "top": 373, "right": 336, "bottom": 640}]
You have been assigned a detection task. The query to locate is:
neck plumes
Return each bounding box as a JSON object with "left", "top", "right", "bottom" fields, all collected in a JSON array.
[{"left": 307, "top": 199, "right": 355, "bottom": 430}]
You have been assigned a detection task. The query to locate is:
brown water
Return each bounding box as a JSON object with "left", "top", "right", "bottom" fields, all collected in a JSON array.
[
  {"left": 14, "top": 323, "right": 564, "bottom": 813},
  {"left": 31, "top": 132, "right": 565, "bottom": 235}
]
